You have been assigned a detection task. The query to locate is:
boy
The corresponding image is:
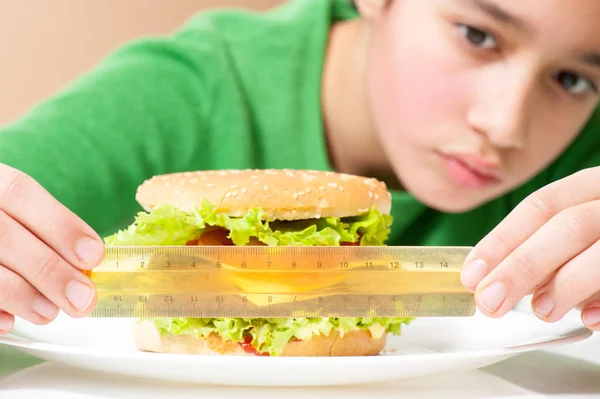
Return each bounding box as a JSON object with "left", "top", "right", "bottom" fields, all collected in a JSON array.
[{"left": 0, "top": 0, "right": 598, "bottom": 335}]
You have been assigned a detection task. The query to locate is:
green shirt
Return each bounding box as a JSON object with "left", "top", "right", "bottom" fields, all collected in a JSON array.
[{"left": 0, "top": 0, "right": 599, "bottom": 245}]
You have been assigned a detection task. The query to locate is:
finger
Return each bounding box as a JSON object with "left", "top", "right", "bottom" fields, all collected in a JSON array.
[
  {"left": 461, "top": 168, "right": 600, "bottom": 290},
  {"left": 0, "top": 311, "right": 15, "bottom": 336},
  {"left": 582, "top": 299, "right": 600, "bottom": 331},
  {"left": 0, "top": 210, "right": 97, "bottom": 317},
  {"left": 472, "top": 200, "right": 600, "bottom": 317},
  {"left": 530, "top": 239, "right": 600, "bottom": 322},
  {"left": 0, "top": 164, "right": 104, "bottom": 269},
  {"left": 0, "top": 265, "right": 59, "bottom": 325}
]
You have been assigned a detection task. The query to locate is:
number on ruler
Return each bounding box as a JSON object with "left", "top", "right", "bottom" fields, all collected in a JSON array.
[
  {"left": 440, "top": 262, "right": 448, "bottom": 268},
  {"left": 415, "top": 262, "right": 424, "bottom": 268},
  {"left": 390, "top": 261, "right": 399, "bottom": 269},
  {"left": 340, "top": 261, "right": 348, "bottom": 269}
]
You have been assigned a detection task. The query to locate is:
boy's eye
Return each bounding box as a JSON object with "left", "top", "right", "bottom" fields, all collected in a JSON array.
[
  {"left": 555, "top": 71, "right": 597, "bottom": 95},
  {"left": 457, "top": 24, "right": 497, "bottom": 50}
]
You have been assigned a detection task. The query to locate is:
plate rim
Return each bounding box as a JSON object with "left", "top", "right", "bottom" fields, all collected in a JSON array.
[{"left": 0, "top": 325, "right": 592, "bottom": 364}]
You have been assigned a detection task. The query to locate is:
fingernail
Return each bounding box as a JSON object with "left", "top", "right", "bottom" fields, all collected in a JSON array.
[
  {"left": 461, "top": 259, "right": 488, "bottom": 288},
  {"left": 32, "top": 294, "right": 60, "bottom": 319},
  {"left": 477, "top": 281, "right": 506, "bottom": 313},
  {"left": 582, "top": 307, "right": 600, "bottom": 329},
  {"left": 0, "top": 313, "right": 14, "bottom": 332},
  {"left": 75, "top": 237, "right": 102, "bottom": 266},
  {"left": 533, "top": 293, "right": 555, "bottom": 317},
  {"left": 66, "top": 281, "right": 95, "bottom": 312}
]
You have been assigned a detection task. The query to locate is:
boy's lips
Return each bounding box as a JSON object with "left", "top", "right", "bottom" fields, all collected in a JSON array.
[{"left": 437, "top": 151, "right": 504, "bottom": 189}]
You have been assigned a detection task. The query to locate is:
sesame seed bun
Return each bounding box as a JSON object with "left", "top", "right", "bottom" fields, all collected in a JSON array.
[
  {"left": 136, "top": 169, "right": 391, "bottom": 220},
  {"left": 133, "top": 320, "right": 387, "bottom": 357}
]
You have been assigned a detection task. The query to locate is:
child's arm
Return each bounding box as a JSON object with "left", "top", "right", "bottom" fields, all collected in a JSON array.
[
  {"left": 0, "top": 17, "right": 219, "bottom": 331},
  {"left": 0, "top": 30, "right": 214, "bottom": 237}
]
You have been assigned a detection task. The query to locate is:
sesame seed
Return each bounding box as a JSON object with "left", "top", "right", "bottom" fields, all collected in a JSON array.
[
  {"left": 231, "top": 191, "right": 238, "bottom": 197},
  {"left": 251, "top": 175, "right": 259, "bottom": 179},
  {"left": 319, "top": 186, "right": 326, "bottom": 191},
  {"left": 369, "top": 192, "right": 374, "bottom": 198},
  {"left": 190, "top": 178, "right": 198, "bottom": 184},
  {"left": 164, "top": 182, "right": 171, "bottom": 187},
  {"left": 293, "top": 192, "right": 299, "bottom": 200},
  {"left": 174, "top": 190, "right": 180, "bottom": 195},
  {"left": 374, "top": 194, "right": 380, "bottom": 200},
  {"left": 184, "top": 172, "right": 193, "bottom": 177},
  {"left": 225, "top": 192, "right": 231, "bottom": 198},
  {"left": 241, "top": 188, "right": 248, "bottom": 193},
  {"left": 291, "top": 210, "right": 298, "bottom": 216},
  {"left": 179, "top": 180, "right": 186, "bottom": 186},
  {"left": 305, "top": 188, "right": 311, "bottom": 193},
  {"left": 207, "top": 183, "right": 215, "bottom": 187},
  {"left": 218, "top": 171, "right": 227, "bottom": 176},
  {"left": 253, "top": 182, "right": 260, "bottom": 186},
  {"left": 299, "top": 190, "right": 306, "bottom": 196},
  {"left": 201, "top": 176, "right": 207, "bottom": 180},
  {"left": 285, "top": 171, "right": 295, "bottom": 177},
  {"left": 234, "top": 211, "right": 244, "bottom": 217},
  {"left": 340, "top": 174, "right": 351, "bottom": 181},
  {"left": 338, "top": 186, "right": 344, "bottom": 191},
  {"left": 263, "top": 185, "right": 269, "bottom": 191},
  {"left": 230, "top": 185, "right": 238, "bottom": 189}
]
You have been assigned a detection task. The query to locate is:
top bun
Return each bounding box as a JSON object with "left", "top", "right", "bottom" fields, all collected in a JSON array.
[{"left": 136, "top": 169, "right": 391, "bottom": 221}]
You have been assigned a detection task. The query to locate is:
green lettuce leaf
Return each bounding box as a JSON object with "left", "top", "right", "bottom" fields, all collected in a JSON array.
[
  {"left": 104, "top": 200, "right": 392, "bottom": 247},
  {"left": 150, "top": 317, "right": 412, "bottom": 356}
]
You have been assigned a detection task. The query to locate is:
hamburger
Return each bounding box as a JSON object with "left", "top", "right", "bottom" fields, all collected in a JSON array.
[{"left": 104, "top": 169, "right": 412, "bottom": 356}]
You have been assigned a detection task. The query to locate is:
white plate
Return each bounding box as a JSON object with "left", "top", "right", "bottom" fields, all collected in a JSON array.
[{"left": 0, "top": 310, "right": 592, "bottom": 387}]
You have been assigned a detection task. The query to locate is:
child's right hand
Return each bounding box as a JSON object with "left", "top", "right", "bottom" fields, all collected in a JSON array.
[{"left": 0, "top": 164, "right": 104, "bottom": 335}]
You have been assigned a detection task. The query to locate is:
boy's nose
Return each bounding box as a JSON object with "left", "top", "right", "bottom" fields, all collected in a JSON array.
[{"left": 466, "top": 69, "right": 536, "bottom": 151}]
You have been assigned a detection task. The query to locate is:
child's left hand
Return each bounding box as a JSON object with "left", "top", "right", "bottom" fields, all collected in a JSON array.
[{"left": 460, "top": 168, "right": 600, "bottom": 331}]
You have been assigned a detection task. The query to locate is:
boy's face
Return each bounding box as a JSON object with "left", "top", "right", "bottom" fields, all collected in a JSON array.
[{"left": 361, "top": 0, "right": 600, "bottom": 212}]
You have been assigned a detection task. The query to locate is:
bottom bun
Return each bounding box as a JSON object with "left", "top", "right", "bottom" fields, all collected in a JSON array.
[{"left": 133, "top": 320, "right": 388, "bottom": 356}]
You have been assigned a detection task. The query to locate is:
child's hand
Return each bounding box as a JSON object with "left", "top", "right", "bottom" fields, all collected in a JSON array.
[
  {"left": 460, "top": 168, "right": 600, "bottom": 330},
  {"left": 0, "top": 164, "right": 103, "bottom": 335}
]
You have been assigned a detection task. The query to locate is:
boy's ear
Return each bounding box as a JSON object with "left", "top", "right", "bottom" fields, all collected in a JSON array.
[{"left": 354, "top": 0, "right": 388, "bottom": 19}]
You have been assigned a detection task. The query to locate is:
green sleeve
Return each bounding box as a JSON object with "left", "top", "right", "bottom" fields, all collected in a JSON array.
[{"left": 0, "top": 21, "right": 217, "bottom": 238}]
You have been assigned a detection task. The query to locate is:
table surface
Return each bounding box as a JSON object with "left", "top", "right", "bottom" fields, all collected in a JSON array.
[{"left": 1, "top": 309, "right": 600, "bottom": 399}]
